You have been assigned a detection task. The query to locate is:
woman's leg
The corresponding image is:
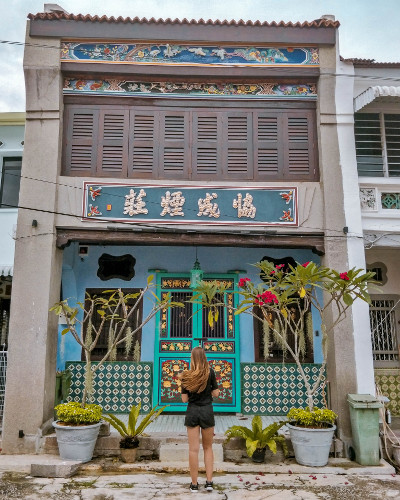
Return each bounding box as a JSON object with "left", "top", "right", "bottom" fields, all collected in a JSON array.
[
  {"left": 187, "top": 425, "right": 200, "bottom": 485},
  {"left": 201, "top": 426, "right": 214, "bottom": 482}
]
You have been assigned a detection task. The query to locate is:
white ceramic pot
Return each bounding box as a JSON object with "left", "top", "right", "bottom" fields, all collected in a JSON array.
[
  {"left": 52, "top": 421, "right": 101, "bottom": 462},
  {"left": 287, "top": 423, "right": 336, "bottom": 467}
]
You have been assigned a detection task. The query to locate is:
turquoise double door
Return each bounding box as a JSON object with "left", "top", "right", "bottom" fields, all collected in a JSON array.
[{"left": 154, "top": 273, "right": 241, "bottom": 412}]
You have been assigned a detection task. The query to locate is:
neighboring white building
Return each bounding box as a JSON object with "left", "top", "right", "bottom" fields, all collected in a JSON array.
[
  {"left": 0, "top": 112, "right": 24, "bottom": 425},
  {"left": 349, "top": 60, "right": 400, "bottom": 414}
]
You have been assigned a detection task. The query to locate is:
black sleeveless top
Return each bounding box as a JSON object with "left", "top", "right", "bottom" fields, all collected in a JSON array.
[{"left": 181, "top": 369, "right": 218, "bottom": 406}]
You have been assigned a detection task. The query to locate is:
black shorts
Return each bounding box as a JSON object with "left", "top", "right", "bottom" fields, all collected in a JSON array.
[{"left": 184, "top": 404, "right": 215, "bottom": 429}]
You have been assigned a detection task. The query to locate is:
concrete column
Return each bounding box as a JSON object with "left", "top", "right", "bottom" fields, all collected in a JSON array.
[
  {"left": 2, "top": 27, "right": 63, "bottom": 453},
  {"left": 318, "top": 39, "right": 375, "bottom": 444}
]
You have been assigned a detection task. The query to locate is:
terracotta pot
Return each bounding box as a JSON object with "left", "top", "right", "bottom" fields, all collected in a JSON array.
[{"left": 120, "top": 447, "right": 138, "bottom": 463}]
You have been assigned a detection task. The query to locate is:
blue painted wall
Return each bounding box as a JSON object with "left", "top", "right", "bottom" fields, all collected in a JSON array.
[{"left": 56, "top": 243, "right": 321, "bottom": 370}]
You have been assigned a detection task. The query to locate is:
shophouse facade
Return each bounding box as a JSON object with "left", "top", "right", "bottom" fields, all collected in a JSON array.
[{"left": 2, "top": 6, "right": 374, "bottom": 454}]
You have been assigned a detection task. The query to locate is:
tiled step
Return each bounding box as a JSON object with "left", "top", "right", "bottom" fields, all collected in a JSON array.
[{"left": 159, "top": 442, "right": 224, "bottom": 463}]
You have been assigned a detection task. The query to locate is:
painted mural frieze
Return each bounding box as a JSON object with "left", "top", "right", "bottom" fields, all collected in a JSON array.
[
  {"left": 61, "top": 42, "right": 319, "bottom": 67},
  {"left": 63, "top": 78, "right": 317, "bottom": 99}
]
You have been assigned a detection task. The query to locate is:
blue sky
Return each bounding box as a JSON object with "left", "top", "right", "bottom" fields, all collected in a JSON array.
[{"left": 0, "top": 0, "right": 399, "bottom": 112}]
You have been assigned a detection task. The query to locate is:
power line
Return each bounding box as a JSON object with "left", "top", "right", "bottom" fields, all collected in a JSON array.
[{"left": 1, "top": 171, "right": 364, "bottom": 238}]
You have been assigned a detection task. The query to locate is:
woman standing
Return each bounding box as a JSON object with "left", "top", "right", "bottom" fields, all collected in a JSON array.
[{"left": 180, "top": 346, "right": 220, "bottom": 492}]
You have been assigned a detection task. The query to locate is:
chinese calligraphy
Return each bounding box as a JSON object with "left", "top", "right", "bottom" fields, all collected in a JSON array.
[
  {"left": 233, "top": 193, "right": 256, "bottom": 218},
  {"left": 161, "top": 191, "right": 185, "bottom": 216},
  {"left": 198, "top": 193, "right": 220, "bottom": 218},
  {"left": 123, "top": 188, "right": 148, "bottom": 216}
]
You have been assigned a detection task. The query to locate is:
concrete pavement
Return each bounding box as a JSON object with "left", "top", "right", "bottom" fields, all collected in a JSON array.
[{"left": 0, "top": 470, "right": 400, "bottom": 499}]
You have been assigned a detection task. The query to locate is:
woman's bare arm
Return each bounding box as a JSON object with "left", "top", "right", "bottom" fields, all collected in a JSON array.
[
  {"left": 181, "top": 393, "right": 189, "bottom": 403},
  {"left": 211, "top": 389, "right": 220, "bottom": 398}
]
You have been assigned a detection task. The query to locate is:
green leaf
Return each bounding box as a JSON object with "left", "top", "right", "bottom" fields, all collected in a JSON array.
[
  {"left": 343, "top": 293, "right": 353, "bottom": 306},
  {"left": 147, "top": 274, "right": 154, "bottom": 285},
  {"left": 61, "top": 327, "right": 70, "bottom": 335},
  {"left": 208, "top": 309, "right": 214, "bottom": 328}
]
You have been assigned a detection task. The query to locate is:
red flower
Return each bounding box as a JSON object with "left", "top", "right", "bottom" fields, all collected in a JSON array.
[
  {"left": 276, "top": 264, "right": 285, "bottom": 270},
  {"left": 255, "top": 291, "right": 279, "bottom": 306},
  {"left": 270, "top": 270, "right": 275, "bottom": 275},
  {"left": 302, "top": 261, "right": 310, "bottom": 267},
  {"left": 339, "top": 272, "right": 350, "bottom": 281},
  {"left": 238, "top": 277, "right": 251, "bottom": 288}
]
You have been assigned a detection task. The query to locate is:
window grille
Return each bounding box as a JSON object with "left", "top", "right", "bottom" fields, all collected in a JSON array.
[
  {"left": 84, "top": 288, "right": 142, "bottom": 361},
  {"left": 355, "top": 112, "right": 400, "bottom": 177},
  {"left": 202, "top": 293, "right": 225, "bottom": 339},
  {"left": 169, "top": 292, "right": 193, "bottom": 338},
  {"left": 0, "top": 350, "right": 7, "bottom": 429},
  {"left": 370, "top": 299, "right": 399, "bottom": 362}
]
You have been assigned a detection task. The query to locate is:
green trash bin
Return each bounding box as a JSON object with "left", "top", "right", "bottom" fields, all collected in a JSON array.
[{"left": 347, "top": 394, "right": 382, "bottom": 465}]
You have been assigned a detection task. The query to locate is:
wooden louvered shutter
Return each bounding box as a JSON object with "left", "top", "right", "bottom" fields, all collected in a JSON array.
[
  {"left": 64, "top": 107, "right": 99, "bottom": 175},
  {"left": 254, "top": 113, "right": 280, "bottom": 180},
  {"left": 284, "top": 111, "right": 317, "bottom": 180},
  {"left": 97, "top": 109, "right": 129, "bottom": 177},
  {"left": 225, "top": 113, "right": 252, "bottom": 179},
  {"left": 192, "top": 112, "right": 222, "bottom": 180},
  {"left": 129, "top": 110, "right": 159, "bottom": 179},
  {"left": 159, "top": 112, "right": 190, "bottom": 179}
]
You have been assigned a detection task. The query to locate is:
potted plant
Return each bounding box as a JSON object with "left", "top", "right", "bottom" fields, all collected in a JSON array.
[
  {"left": 103, "top": 401, "right": 167, "bottom": 462},
  {"left": 50, "top": 279, "right": 181, "bottom": 462},
  {"left": 193, "top": 261, "right": 374, "bottom": 466},
  {"left": 225, "top": 416, "right": 288, "bottom": 463},
  {"left": 286, "top": 407, "right": 337, "bottom": 466}
]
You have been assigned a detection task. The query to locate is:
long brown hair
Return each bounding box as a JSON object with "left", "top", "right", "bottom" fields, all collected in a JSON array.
[{"left": 180, "top": 347, "right": 210, "bottom": 393}]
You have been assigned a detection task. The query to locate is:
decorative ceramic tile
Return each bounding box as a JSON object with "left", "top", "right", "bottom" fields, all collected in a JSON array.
[
  {"left": 64, "top": 78, "right": 317, "bottom": 99},
  {"left": 61, "top": 43, "right": 319, "bottom": 67},
  {"left": 66, "top": 361, "right": 153, "bottom": 413},
  {"left": 375, "top": 368, "right": 400, "bottom": 416},
  {"left": 360, "top": 188, "right": 377, "bottom": 211},
  {"left": 241, "top": 363, "right": 326, "bottom": 415}
]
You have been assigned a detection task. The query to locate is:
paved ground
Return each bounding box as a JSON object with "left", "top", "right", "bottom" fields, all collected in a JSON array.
[{"left": 0, "top": 470, "right": 400, "bottom": 499}]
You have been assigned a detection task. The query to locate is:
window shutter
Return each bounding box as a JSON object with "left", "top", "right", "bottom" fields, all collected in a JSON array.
[
  {"left": 192, "top": 112, "right": 222, "bottom": 179},
  {"left": 225, "top": 113, "right": 252, "bottom": 179},
  {"left": 254, "top": 113, "right": 280, "bottom": 179},
  {"left": 97, "top": 110, "right": 129, "bottom": 177},
  {"left": 64, "top": 107, "right": 99, "bottom": 175},
  {"left": 284, "top": 111, "right": 316, "bottom": 179},
  {"left": 159, "top": 112, "right": 190, "bottom": 179},
  {"left": 129, "top": 111, "right": 159, "bottom": 178},
  {"left": 355, "top": 113, "right": 383, "bottom": 177}
]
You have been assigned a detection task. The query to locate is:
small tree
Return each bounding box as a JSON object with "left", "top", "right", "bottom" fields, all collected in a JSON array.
[
  {"left": 51, "top": 276, "right": 182, "bottom": 407},
  {"left": 193, "top": 261, "right": 375, "bottom": 411}
]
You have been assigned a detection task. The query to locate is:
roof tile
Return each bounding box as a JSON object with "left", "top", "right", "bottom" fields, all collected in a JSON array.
[{"left": 27, "top": 11, "right": 340, "bottom": 28}]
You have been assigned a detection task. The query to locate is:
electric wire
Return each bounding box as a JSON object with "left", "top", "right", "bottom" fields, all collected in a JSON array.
[{"left": 0, "top": 170, "right": 365, "bottom": 239}]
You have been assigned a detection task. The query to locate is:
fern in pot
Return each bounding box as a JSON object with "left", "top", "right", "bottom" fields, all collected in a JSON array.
[{"left": 103, "top": 401, "right": 167, "bottom": 462}]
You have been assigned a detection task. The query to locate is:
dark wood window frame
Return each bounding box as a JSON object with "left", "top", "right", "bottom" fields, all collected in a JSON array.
[
  {"left": 253, "top": 304, "right": 314, "bottom": 363},
  {"left": 63, "top": 97, "right": 319, "bottom": 182},
  {"left": 83, "top": 288, "right": 143, "bottom": 361}
]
